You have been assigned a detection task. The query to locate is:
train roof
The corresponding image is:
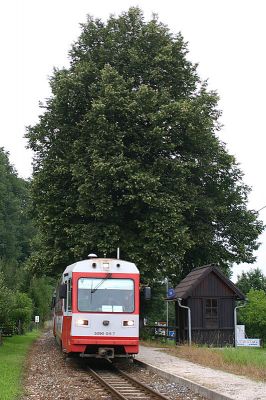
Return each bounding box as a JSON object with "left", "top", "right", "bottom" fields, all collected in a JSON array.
[{"left": 63, "top": 258, "right": 139, "bottom": 275}]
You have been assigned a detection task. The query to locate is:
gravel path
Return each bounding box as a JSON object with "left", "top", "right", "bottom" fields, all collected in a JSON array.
[
  {"left": 136, "top": 346, "right": 266, "bottom": 400},
  {"left": 21, "top": 330, "right": 206, "bottom": 400}
]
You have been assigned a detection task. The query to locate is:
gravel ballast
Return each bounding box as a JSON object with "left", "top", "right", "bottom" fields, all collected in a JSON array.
[{"left": 21, "top": 330, "right": 206, "bottom": 400}]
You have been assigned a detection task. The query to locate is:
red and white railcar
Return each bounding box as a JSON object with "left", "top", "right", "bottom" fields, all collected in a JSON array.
[{"left": 53, "top": 256, "right": 140, "bottom": 359}]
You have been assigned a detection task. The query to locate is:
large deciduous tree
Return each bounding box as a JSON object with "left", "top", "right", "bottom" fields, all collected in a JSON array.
[{"left": 26, "top": 8, "right": 263, "bottom": 282}]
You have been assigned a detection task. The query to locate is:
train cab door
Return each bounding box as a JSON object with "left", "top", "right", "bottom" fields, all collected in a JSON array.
[{"left": 61, "top": 277, "right": 73, "bottom": 351}]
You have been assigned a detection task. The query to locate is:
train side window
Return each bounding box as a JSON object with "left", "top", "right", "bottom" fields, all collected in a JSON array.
[
  {"left": 55, "top": 292, "right": 62, "bottom": 313},
  {"left": 67, "top": 279, "right": 72, "bottom": 312},
  {"left": 64, "top": 293, "right": 67, "bottom": 312}
]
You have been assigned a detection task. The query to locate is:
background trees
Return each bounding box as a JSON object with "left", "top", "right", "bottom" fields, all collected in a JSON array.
[
  {"left": 0, "top": 148, "right": 53, "bottom": 333},
  {"left": 29, "top": 277, "right": 55, "bottom": 324},
  {"left": 239, "top": 289, "right": 266, "bottom": 342},
  {"left": 236, "top": 268, "right": 266, "bottom": 342},
  {"left": 0, "top": 271, "right": 33, "bottom": 334},
  {"left": 0, "top": 148, "right": 34, "bottom": 266},
  {"left": 26, "top": 8, "right": 263, "bottom": 283},
  {"left": 236, "top": 268, "right": 266, "bottom": 294},
  {"left": 0, "top": 271, "right": 14, "bottom": 332}
]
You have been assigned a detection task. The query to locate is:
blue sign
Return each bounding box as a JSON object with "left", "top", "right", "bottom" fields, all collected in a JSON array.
[{"left": 167, "top": 288, "right": 175, "bottom": 298}]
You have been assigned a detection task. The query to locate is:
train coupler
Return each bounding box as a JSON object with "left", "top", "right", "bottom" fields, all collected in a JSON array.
[{"left": 97, "top": 347, "right": 115, "bottom": 359}]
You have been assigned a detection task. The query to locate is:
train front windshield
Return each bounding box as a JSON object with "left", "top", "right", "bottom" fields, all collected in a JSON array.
[{"left": 78, "top": 278, "right": 134, "bottom": 313}]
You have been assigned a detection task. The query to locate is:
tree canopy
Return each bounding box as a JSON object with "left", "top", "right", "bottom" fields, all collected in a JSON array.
[
  {"left": 0, "top": 148, "right": 34, "bottom": 264},
  {"left": 236, "top": 268, "right": 266, "bottom": 294},
  {"left": 26, "top": 8, "right": 263, "bottom": 282},
  {"left": 239, "top": 289, "right": 266, "bottom": 342}
]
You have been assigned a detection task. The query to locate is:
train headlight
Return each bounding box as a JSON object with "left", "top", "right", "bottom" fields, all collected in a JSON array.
[
  {"left": 123, "top": 320, "right": 134, "bottom": 327},
  {"left": 76, "top": 319, "right": 89, "bottom": 326}
]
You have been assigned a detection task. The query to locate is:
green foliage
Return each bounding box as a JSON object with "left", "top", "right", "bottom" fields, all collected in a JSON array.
[
  {"left": 26, "top": 8, "right": 263, "bottom": 282},
  {"left": 11, "top": 292, "right": 33, "bottom": 333},
  {"left": 0, "top": 148, "right": 34, "bottom": 264},
  {"left": 236, "top": 268, "right": 266, "bottom": 294},
  {"left": 0, "top": 272, "right": 14, "bottom": 332},
  {"left": 29, "top": 277, "right": 55, "bottom": 323},
  {"left": 0, "top": 331, "right": 40, "bottom": 400},
  {"left": 0, "top": 259, "right": 18, "bottom": 289},
  {"left": 141, "top": 283, "right": 175, "bottom": 325},
  {"left": 0, "top": 149, "right": 37, "bottom": 333},
  {"left": 0, "top": 272, "right": 33, "bottom": 334},
  {"left": 0, "top": 258, "right": 30, "bottom": 291},
  {"left": 239, "top": 289, "right": 266, "bottom": 342}
]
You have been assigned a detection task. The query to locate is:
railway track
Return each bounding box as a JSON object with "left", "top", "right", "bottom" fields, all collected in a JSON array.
[{"left": 88, "top": 364, "right": 171, "bottom": 400}]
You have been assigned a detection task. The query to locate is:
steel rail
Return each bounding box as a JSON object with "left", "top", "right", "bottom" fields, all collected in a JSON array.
[
  {"left": 87, "top": 365, "right": 170, "bottom": 400},
  {"left": 115, "top": 367, "right": 170, "bottom": 400},
  {"left": 88, "top": 367, "right": 128, "bottom": 400}
]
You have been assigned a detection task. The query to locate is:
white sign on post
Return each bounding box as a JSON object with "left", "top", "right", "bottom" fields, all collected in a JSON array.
[
  {"left": 236, "top": 325, "right": 245, "bottom": 340},
  {"left": 35, "top": 316, "right": 40, "bottom": 323},
  {"left": 236, "top": 338, "right": 261, "bottom": 347}
]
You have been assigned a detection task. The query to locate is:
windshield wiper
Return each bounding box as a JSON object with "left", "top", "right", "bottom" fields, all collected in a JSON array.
[{"left": 91, "top": 273, "right": 112, "bottom": 293}]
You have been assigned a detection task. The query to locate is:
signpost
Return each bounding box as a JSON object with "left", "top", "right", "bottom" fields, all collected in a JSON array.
[
  {"left": 168, "top": 330, "right": 175, "bottom": 339},
  {"left": 236, "top": 325, "right": 245, "bottom": 339},
  {"left": 167, "top": 288, "right": 175, "bottom": 298},
  {"left": 35, "top": 315, "right": 40, "bottom": 329},
  {"left": 235, "top": 324, "right": 260, "bottom": 347}
]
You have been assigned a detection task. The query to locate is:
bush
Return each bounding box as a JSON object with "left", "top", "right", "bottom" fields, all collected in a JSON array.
[
  {"left": 11, "top": 292, "right": 33, "bottom": 334},
  {"left": 0, "top": 272, "right": 15, "bottom": 333},
  {"left": 239, "top": 289, "right": 266, "bottom": 342},
  {"left": 0, "top": 272, "right": 33, "bottom": 335}
]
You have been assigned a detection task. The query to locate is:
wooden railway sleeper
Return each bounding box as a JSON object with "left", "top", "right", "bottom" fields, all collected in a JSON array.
[
  {"left": 88, "top": 366, "right": 170, "bottom": 400},
  {"left": 112, "top": 367, "right": 170, "bottom": 400},
  {"left": 88, "top": 367, "right": 129, "bottom": 400}
]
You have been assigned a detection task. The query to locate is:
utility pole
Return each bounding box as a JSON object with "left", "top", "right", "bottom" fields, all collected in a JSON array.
[{"left": 166, "top": 278, "right": 169, "bottom": 334}]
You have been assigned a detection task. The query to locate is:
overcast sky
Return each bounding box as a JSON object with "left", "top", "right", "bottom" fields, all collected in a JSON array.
[{"left": 1, "top": 0, "right": 266, "bottom": 281}]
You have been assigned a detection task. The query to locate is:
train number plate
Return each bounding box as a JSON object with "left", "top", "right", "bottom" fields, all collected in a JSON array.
[{"left": 93, "top": 331, "right": 116, "bottom": 336}]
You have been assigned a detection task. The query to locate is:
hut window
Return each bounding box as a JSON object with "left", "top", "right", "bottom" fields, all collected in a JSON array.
[{"left": 205, "top": 298, "right": 218, "bottom": 328}]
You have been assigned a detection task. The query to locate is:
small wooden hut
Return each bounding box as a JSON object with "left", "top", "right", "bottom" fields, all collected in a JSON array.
[{"left": 172, "top": 264, "right": 245, "bottom": 346}]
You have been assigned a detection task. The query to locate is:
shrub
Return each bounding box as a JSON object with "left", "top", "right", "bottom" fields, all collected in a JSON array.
[{"left": 239, "top": 289, "right": 266, "bottom": 342}]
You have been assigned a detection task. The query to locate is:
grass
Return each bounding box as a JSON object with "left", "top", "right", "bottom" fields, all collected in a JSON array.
[
  {"left": 222, "top": 347, "right": 266, "bottom": 368},
  {"left": 0, "top": 330, "right": 40, "bottom": 400},
  {"left": 141, "top": 340, "right": 266, "bottom": 381}
]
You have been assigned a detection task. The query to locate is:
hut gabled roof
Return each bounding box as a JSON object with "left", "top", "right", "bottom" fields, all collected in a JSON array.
[{"left": 173, "top": 264, "right": 245, "bottom": 300}]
